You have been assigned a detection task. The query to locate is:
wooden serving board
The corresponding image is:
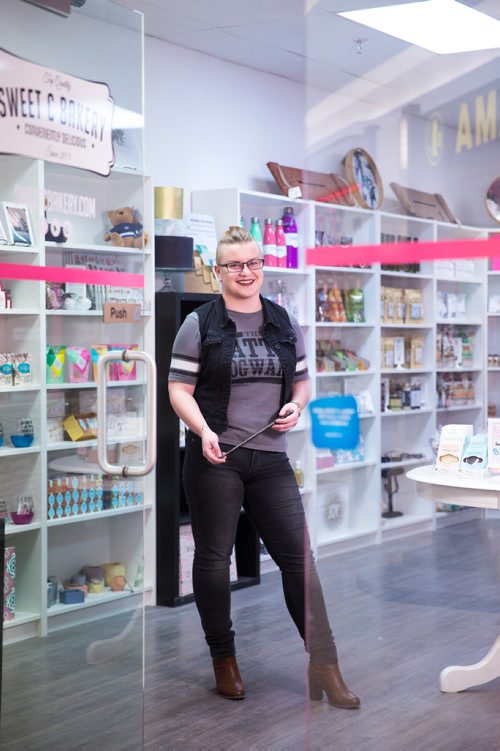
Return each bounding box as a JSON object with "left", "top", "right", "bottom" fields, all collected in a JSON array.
[
  {"left": 390, "top": 182, "right": 458, "bottom": 223},
  {"left": 267, "top": 161, "right": 356, "bottom": 206}
]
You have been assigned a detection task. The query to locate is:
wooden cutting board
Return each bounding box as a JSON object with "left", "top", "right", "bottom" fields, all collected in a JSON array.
[{"left": 267, "top": 161, "right": 356, "bottom": 206}]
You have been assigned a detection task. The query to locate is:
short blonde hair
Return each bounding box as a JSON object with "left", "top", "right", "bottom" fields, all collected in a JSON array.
[{"left": 216, "top": 225, "right": 260, "bottom": 263}]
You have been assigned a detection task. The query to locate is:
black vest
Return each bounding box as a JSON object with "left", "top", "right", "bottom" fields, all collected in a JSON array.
[{"left": 193, "top": 295, "right": 297, "bottom": 433}]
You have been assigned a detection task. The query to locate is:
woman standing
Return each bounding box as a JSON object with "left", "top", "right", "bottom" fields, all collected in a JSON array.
[{"left": 168, "top": 226, "right": 359, "bottom": 709}]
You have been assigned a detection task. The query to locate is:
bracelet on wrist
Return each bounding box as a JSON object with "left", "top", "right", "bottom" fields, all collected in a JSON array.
[{"left": 290, "top": 400, "right": 302, "bottom": 414}]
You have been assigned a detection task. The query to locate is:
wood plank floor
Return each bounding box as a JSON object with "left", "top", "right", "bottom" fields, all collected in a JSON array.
[{"left": 3, "top": 519, "right": 500, "bottom": 750}]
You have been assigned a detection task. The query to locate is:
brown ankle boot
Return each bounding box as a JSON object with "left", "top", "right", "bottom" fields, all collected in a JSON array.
[
  {"left": 212, "top": 656, "right": 245, "bottom": 700},
  {"left": 308, "top": 662, "right": 360, "bottom": 709}
]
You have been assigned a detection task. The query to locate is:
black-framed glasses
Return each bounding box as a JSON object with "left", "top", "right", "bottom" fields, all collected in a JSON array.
[{"left": 219, "top": 258, "right": 265, "bottom": 273}]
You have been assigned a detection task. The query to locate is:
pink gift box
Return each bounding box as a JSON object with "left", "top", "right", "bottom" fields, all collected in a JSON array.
[{"left": 4, "top": 545, "right": 16, "bottom": 621}]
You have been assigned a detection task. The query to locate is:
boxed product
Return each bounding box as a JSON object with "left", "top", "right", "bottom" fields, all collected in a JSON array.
[
  {"left": 383, "top": 287, "right": 395, "bottom": 323},
  {"left": 455, "top": 259, "right": 475, "bottom": 281},
  {"left": 447, "top": 293, "right": 467, "bottom": 321},
  {"left": 460, "top": 433, "right": 488, "bottom": 478},
  {"left": 47, "top": 417, "right": 64, "bottom": 443},
  {"left": 393, "top": 288, "right": 405, "bottom": 324},
  {"left": 437, "top": 290, "right": 447, "bottom": 319},
  {"left": 436, "top": 423, "right": 473, "bottom": 474},
  {"left": 381, "top": 337, "right": 395, "bottom": 369},
  {"left": 13, "top": 353, "right": 32, "bottom": 386},
  {"left": 435, "top": 260, "right": 455, "bottom": 278},
  {"left": 489, "top": 294, "right": 500, "bottom": 314},
  {"left": 63, "top": 414, "right": 97, "bottom": 442},
  {"left": 488, "top": 418, "right": 500, "bottom": 474},
  {"left": 404, "top": 288, "right": 424, "bottom": 324},
  {"left": 393, "top": 336, "right": 405, "bottom": 367},
  {"left": 47, "top": 391, "right": 66, "bottom": 418},
  {"left": 380, "top": 286, "right": 388, "bottom": 321}
]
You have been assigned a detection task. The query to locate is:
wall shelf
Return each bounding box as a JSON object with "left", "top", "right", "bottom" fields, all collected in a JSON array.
[
  {"left": 190, "top": 188, "right": 488, "bottom": 561},
  {"left": 1, "top": 152, "right": 155, "bottom": 643}
]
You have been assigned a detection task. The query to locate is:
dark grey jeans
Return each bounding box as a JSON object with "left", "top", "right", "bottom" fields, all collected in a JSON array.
[{"left": 182, "top": 432, "right": 337, "bottom": 664}]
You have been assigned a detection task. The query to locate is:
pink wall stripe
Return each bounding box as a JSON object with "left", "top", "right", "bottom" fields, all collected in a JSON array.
[
  {"left": 306, "top": 236, "right": 500, "bottom": 267},
  {"left": 0, "top": 263, "right": 144, "bottom": 288}
]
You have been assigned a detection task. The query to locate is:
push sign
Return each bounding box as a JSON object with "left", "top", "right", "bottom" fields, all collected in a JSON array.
[{"left": 309, "top": 396, "right": 359, "bottom": 449}]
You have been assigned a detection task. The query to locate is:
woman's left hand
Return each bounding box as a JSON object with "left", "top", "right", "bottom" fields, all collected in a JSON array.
[{"left": 272, "top": 402, "right": 301, "bottom": 432}]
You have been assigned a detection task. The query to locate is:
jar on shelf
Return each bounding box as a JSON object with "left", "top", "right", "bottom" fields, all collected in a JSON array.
[{"left": 293, "top": 460, "right": 304, "bottom": 488}]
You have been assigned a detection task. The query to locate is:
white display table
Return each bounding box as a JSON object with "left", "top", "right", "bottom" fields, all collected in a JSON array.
[{"left": 407, "top": 464, "right": 500, "bottom": 693}]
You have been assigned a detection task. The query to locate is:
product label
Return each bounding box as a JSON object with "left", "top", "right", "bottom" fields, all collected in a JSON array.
[{"left": 284, "top": 232, "right": 299, "bottom": 248}]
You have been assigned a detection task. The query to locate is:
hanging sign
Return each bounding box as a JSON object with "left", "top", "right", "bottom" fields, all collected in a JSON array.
[
  {"left": 0, "top": 47, "right": 114, "bottom": 176},
  {"left": 309, "top": 396, "right": 360, "bottom": 450}
]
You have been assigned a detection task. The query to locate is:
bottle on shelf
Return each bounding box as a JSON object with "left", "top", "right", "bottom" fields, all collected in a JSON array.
[
  {"left": 240, "top": 215, "right": 246, "bottom": 228},
  {"left": 282, "top": 206, "right": 299, "bottom": 269},
  {"left": 275, "top": 219, "right": 287, "bottom": 268},
  {"left": 293, "top": 460, "right": 304, "bottom": 489},
  {"left": 316, "top": 280, "right": 328, "bottom": 322},
  {"left": 262, "top": 218, "right": 277, "bottom": 267},
  {"left": 250, "top": 217, "right": 263, "bottom": 251}
]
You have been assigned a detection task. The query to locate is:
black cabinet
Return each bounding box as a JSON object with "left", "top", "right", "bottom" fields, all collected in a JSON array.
[{"left": 155, "top": 291, "right": 260, "bottom": 606}]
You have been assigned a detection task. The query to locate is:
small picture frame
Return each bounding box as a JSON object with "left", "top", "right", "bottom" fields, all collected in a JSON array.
[{"left": 1, "top": 202, "right": 33, "bottom": 245}]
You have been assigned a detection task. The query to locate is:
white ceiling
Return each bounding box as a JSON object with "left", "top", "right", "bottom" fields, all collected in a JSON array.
[
  {"left": 110, "top": 0, "right": 498, "bottom": 94},
  {"left": 107, "top": 0, "right": 499, "bottom": 141}
]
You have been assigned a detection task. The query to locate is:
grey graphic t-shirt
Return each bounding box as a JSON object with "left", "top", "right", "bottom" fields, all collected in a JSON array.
[{"left": 169, "top": 308, "right": 308, "bottom": 451}]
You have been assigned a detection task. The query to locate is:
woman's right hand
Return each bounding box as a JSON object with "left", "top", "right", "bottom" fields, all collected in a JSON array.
[{"left": 201, "top": 425, "right": 227, "bottom": 465}]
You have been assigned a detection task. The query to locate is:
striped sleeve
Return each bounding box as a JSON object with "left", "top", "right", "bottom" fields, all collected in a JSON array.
[
  {"left": 168, "top": 312, "right": 201, "bottom": 385},
  {"left": 290, "top": 315, "right": 309, "bottom": 382}
]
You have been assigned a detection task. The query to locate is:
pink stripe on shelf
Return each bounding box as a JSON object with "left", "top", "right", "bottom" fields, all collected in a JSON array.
[
  {"left": 0, "top": 263, "right": 144, "bottom": 288},
  {"left": 306, "top": 236, "right": 500, "bottom": 267}
]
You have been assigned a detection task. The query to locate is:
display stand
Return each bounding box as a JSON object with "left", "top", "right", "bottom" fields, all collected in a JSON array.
[
  {"left": 381, "top": 467, "right": 404, "bottom": 518},
  {"left": 407, "top": 464, "right": 500, "bottom": 692}
]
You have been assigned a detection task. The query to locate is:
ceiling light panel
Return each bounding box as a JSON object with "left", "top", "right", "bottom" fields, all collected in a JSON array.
[{"left": 339, "top": 0, "right": 500, "bottom": 54}]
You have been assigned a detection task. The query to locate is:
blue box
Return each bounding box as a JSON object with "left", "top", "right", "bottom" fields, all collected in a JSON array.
[{"left": 59, "top": 589, "right": 85, "bottom": 605}]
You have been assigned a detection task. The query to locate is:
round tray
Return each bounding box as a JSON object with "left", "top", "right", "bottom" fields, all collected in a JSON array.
[{"left": 342, "top": 147, "right": 384, "bottom": 210}]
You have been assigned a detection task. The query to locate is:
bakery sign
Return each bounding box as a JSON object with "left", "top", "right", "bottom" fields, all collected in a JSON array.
[{"left": 0, "top": 47, "right": 114, "bottom": 176}]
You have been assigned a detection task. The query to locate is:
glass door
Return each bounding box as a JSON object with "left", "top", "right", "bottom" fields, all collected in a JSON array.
[{"left": 1, "top": 1, "right": 154, "bottom": 747}]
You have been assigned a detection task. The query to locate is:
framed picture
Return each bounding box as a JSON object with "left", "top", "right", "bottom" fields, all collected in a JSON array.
[
  {"left": 485, "top": 177, "right": 500, "bottom": 224},
  {"left": 0, "top": 215, "right": 8, "bottom": 245},
  {"left": 343, "top": 147, "right": 384, "bottom": 210},
  {"left": 1, "top": 202, "right": 33, "bottom": 245}
]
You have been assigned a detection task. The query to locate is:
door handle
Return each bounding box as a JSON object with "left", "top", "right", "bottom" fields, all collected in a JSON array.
[{"left": 97, "top": 349, "right": 157, "bottom": 477}]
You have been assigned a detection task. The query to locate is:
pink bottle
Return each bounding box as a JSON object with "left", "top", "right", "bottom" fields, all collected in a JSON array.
[
  {"left": 275, "top": 220, "right": 287, "bottom": 268},
  {"left": 263, "top": 218, "right": 277, "bottom": 267}
]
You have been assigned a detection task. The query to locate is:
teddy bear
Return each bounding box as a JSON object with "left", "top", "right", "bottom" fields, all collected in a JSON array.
[{"left": 103, "top": 207, "right": 149, "bottom": 248}]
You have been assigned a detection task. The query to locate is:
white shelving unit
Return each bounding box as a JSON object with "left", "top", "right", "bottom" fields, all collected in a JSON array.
[
  {"left": 1, "top": 154, "right": 155, "bottom": 644},
  {"left": 192, "top": 187, "right": 489, "bottom": 563}
]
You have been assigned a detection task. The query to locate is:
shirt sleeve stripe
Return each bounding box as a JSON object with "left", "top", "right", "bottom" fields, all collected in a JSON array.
[
  {"left": 295, "top": 356, "right": 308, "bottom": 374},
  {"left": 170, "top": 356, "right": 200, "bottom": 374}
]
